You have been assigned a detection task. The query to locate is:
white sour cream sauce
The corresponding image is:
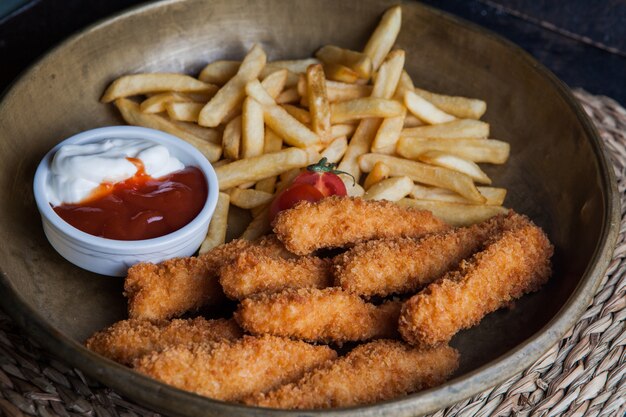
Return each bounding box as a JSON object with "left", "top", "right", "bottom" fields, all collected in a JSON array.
[{"left": 46, "top": 138, "right": 184, "bottom": 206}]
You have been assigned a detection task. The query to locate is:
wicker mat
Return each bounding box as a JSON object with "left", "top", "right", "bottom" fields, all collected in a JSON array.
[{"left": 0, "top": 89, "right": 624, "bottom": 417}]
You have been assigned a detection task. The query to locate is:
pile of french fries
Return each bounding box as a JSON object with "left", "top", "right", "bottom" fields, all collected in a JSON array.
[{"left": 101, "top": 5, "right": 510, "bottom": 253}]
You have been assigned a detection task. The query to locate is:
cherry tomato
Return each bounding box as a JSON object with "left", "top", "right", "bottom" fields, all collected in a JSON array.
[
  {"left": 292, "top": 170, "right": 347, "bottom": 197},
  {"left": 269, "top": 183, "right": 324, "bottom": 222}
]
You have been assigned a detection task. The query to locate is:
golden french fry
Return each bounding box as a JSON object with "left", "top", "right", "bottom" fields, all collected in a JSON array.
[
  {"left": 323, "top": 62, "right": 360, "bottom": 84},
  {"left": 246, "top": 80, "right": 320, "bottom": 148},
  {"left": 114, "top": 98, "right": 222, "bottom": 162},
  {"left": 276, "top": 87, "right": 300, "bottom": 104},
  {"left": 198, "top": 60, "right": 240, "bottom": 84},
  {"left": 363, "top": 176, "right": 414, "bottom": 201},
  {"left": 410, "top": 184, "right": 507, "bottom": 206},
  {"left": 299, "top": 76, "right": 372, "bottom": 103},
  {"left": 199, "top": 192, "right": 230, "bottom": 254},
  {"left": 261, "top": 69, "right": 289, "bottom": 99},
  {"left": 101, "top": 74, "right": 217, "bottom": 103},
  {"left": 228, "top": 188, "right": 274, "bottom": 209},
  {"left": 255, "top": 128, "right": 284, "bottom": 193},
  {"left": 169, "top": 120, "right": 222, "bottom": 145},
  {"left": 264, "top": 59, "right": 320, "bottom": 74},
  {"left": 222, "top": 115, "right": 242, "bottom": 160},
  {"left": 165, "top": 102, "right": 203, "bottom": 122},
  {"left": 363, "top": 161, "right": 391, "bottom": 190},
  {"left": 319, "top": 135, "right": 348, "bottom": 163},
  {"left": 315, "top": 45, "right": 372, "bottom": 80},
  {"left": 242, "top": 206, "right": 271, "bottom": 240},
  {"left": 330, "top": 98, "right": 403, "bottom": 124},
  {"left": 199, "top": 44, "right": 267, "bottom": 127},
  {"left": 358, "top": 153, "right": 485, "bottom": 203},
  {"left": 371, "top": 107, "right": 406, "bottom": 154},
  {"left": 339, "top": 174, "right": 365, "bottom": 197},
  {"left": 331, "top": 123, "right": 357, "bottom": 139},
  {"left": 417, "top": 151, "right": 491, "bottom": 184},
  {"left": 371, "top": 50, "right": 405, "bottom": 99},
  {"left": 215, "top": 147, "right": 314, "bottom": 190},
  {"left": 281, "top": 104, "right": 311, "bottom": 125},
  {"left": 403, "top": 114, "right": 424, "bottom": 128},
  {"left": 393, "top": 70, "right": 415, "bottom": 102},
  {"left": 337, "top": 118, "right": 382, "bottom": 179},
  {"left": 397, "top": 137, "right": 510, "bottom": 164},
  {"left": 401, "top": 119, "right": 489, "bottom": 139},
  {"left": 140, "top": 92, "right": 194, "bottom": 113},
  {"left": 212, "top": 159, "right": 232, "bottom": 168},
  {"left": 404, "top": 90, "right": 456, "bottom": 124},
  {"left": 413, "top": 87, "right": 487, "bottom": 119},
  {"left": 241, "top": 97, "right": 265, "bottom": 158},
  {"left": 363, "top": 5, "right": 402, "bottom": 71},
  {"left": 306, "top": 64, "right": 332, "bottom": 143},
  {"left": 397, "top": 198, "right": 508, "bottom": 226}
]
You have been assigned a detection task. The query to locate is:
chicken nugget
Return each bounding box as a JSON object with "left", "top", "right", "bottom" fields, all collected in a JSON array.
[
  {"left": 85, "top": 318, "right": 242, "bottom": 366},
  {"left": 220, "top": 248, "right": 333, "bottom": 299},
  {"left": 399, "top": 214, "right": 553, "bottom": 346},
  {"left": 235, "top": 288, "right": 401, "bottom": 343},
  {"left": 334, "top": 213, "right": 519, "bottom": 297},
  {"left": 125, "top": 235, "right": 288, "bottom": 320},
  {"left": 133, "top": 335, "right": 337, "bottom": 402},
  {"left": 245, "top": 340, "right": 459, "bottom": 409},
  {"left": 273, "top": 196, "right": 449, "bottom": 255}
]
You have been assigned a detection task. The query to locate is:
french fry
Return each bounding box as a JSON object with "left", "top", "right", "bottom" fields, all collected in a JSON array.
[
  {"left": 264, "top": 59, "right": 320, "bottom": 75},
  {"left": 165, "top": 102, "right": 203, "bottom": 122},
  {"left": 306, "top": 64, "right": 332, "bottom": 143},
  {"left": 215, "top": 147, "right": 314, "bottom": 190},
  {"left": 401, "top": 119, "right": 489, "bottom": 139},
  {"left": 358, "top": 153, "right": 486, "bottom": 203},
  {"left": 199, "top": 192, "right": 230, "bottom": 254},
  {"left": 170, "top": 120, "right": 222, "bottom": 145},
  {"left": 417, "top": 151, "right": 491, "bottom": 184},
  {"left": 114, "top": 98, "right": 222, "bottom": 162},
  {"left": 397, "top": 137, "right": 510, "bottom": 164},
  {"left": 255, "top": 128, "right": 284, "bottom": 193},
  {"left": 393, "top": 70, "right": 415, "bottom": 102},
  {"left": 198, "top": 60, "right": 240, "bottom": 84},
  {"left": 363, "top": 176, "right": 414, "bottom": 201},
  {"left": 241, "top": 97, "right": 265, "bottom": 158},
  {"left": 371, "top": 49, "right": 405, "bottom": 99},
  {"left": 241, "top": 206, "right": 271, "bottom": 240},
  {"left": 363, "top": 5, "right": 402, "bottom": 71},
  {"left": 315, "top": 45, "right": 372, "bottom": 80},
  {"left": 322, "top": 62, "right": 360, "bottom": 84},
  {"left": 276, "top": 87, "right": 300, "bottom": 104},
  {"left": 397, "top": 198, "right": 508, "bottom": 226},
  {"left": 199, "top": 44, "right": 267, "bottom": 127},
  {"left": 228, "top": 188, "right": 274, "bottom": 209},
  {"left": 371, "top": 107, "right": 406, "bottom": 154},
  {"left": 282, "top": 104, "right": 311, "bottom": 125},
  {"left": 222, "top": 115, "right": 242, "bottom": 160},
  {"left": 404, "top": 90, "right": 456, "bottom": 124},
  {"left": 337, "top": 118, "right": 382, "bottom": 179},
  {"left": 339, "top": 174, "right": 365, "bottom": 197},
  {"left": 140, "top": 92, "right": 194, "bottom": 113},
  {"left": 101, "top": 74, "right": 217, "bottom": 103},
  {"left": 331, "top": 124, "right": 356, "bottom": 139},
  {"left": 363, "top": 161, "right": 391, "bottom": 190},
  {"left": 299, "top": 76, "right": 372, "bottom": 102},
  {"left": 403, "top": 114, "right": 424, "bottom": 128},
  {"left": 319, "top": 136, "right": 348, "bottom": 163},
  {"left": 279, "top": 168, "right": 301, "bottom": 186},
  {"left": 246, "top": 80, "right": 320, "bottom": 148},
  {"left": 330, "top": 98, "right": 403, "bottom": 124},
  {"left": 410, "top": 184, "right": 507, "bottom": 206},
  {"left": 212, "top": 159, "right": 232, "bottom": 168},
  {"left": 261, "top": 69, "right": 289, "bottom": 99},
  {"left": 413, "top": 87, "right": 487, "bottom": 119}
]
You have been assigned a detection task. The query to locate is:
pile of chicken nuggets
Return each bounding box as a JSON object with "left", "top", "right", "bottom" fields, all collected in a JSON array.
[{"left": 86, "top": 197, "right": 553, "bottom": 409}]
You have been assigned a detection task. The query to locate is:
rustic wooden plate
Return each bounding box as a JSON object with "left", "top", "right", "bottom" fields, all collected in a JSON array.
[{"left": 0, "top": 0, "right": 619, "bottom": 415}]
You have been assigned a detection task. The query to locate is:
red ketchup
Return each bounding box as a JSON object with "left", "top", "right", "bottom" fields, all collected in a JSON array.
[{"left": 53, "top": 158, "right": 207, "bottom": 240}]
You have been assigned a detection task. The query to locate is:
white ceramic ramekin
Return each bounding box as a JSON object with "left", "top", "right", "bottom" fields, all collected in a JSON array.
[{"left": 33, "top": 126, "right": 219, "bottom": 277}]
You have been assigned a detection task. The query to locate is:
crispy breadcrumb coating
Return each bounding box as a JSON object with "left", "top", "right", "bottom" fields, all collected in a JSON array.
[
  {"left": 244, "top": 340, "right": 459, "bottom": 409},
  {"left": 334, "top": 213, "right": 518, "bottom": 297},
  {"left": 272, "top": 197, "right": 449, "bottom": 255},
  {"left": 125, "top": 236, "right": 288, "bottom": 320},
  {"left": 85, "top": 318, "right": 241, "bottom": 366},
  {"left": 235, "top": 288, "right": 401, "bottom": 343},
  {"left": 220, "top": 248, "right": 333, "bottom": 299},
  {"left": 399, "top": 214, "right": 553, "bottom": 346},
  {"left": 133, "top": 335, "right": 337, "bottom": 402}
]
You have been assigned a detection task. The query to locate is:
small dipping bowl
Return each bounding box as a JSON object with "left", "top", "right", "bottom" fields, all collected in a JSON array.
[{"left": 33, "top": 126, "right": 219, "bottom": 277}]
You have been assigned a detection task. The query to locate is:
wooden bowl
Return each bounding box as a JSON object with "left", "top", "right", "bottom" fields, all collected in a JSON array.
[{"left": 0, "top": 0, "right": 619, "bottom": 415}]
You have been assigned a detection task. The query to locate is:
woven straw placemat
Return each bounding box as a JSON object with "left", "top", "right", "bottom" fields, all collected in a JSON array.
[{"left": 0, "top": 89, "right": 624, "bottom": 417}]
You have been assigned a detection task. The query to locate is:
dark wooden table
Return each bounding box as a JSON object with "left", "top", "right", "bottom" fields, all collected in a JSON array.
[{"left": 1, "top": 0, "right": 625, "bottom": 104}]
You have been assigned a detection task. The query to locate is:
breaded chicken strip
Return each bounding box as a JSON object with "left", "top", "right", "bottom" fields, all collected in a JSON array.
[
  {"left": 125, "top": 236, "right": 288, "bottom": 321},
  {"left": 235, "top": 288, "right": 401, "bottom": 343},
  {"left": 245, "top": 340, "right": 459, "bottom": 409},
  {"left": 334, "top": 213, "right": 518, "bottom": 297},
  {"left": 134, "top": 335, "right": 337, "bottom": 402},
  {"left": 220, "top": 247, "right": 333, "bottom": 299},
  {"left": 85, "top": 318, "right": 241, "bottom": 366},
  {"left": 273, "top": 196, "right": 449, "bottom": 255},
  {"left": 399, "top": 214, "right": 553, "bottom": 346}
]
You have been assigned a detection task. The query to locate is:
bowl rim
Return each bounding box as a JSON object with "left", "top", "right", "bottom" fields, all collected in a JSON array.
[
  {"left": 32, "top": 125, "right": 219, "bottom": 252},
  {"left": 0, "top": 0, "right": 620, "bottom": 416}
]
